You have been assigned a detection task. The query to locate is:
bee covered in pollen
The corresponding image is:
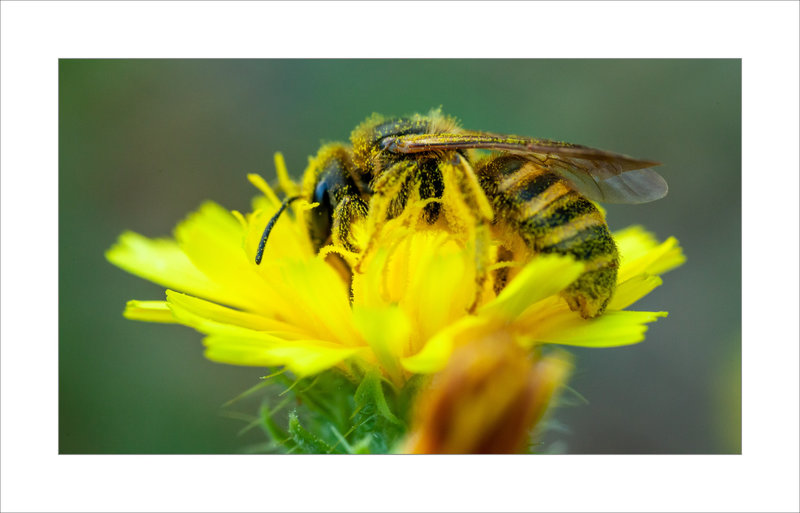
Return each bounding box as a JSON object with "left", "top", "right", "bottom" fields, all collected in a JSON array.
[{"left": 255, "top": 110, "right": 667, "bottom": 319}]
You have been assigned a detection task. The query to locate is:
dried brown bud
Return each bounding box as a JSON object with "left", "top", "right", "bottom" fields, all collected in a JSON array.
[{"left": 403, "top": 333, "right": 571, "bottom": 454}]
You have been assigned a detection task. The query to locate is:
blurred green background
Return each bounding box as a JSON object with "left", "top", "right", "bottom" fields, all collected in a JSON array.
[{"left": 59, "top": 59, "right": 741, "bottom": 454}]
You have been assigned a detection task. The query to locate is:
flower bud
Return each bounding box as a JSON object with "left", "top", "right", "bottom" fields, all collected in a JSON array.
[{"left": 403, "top": 333, "right": 571, "bottom": 454}]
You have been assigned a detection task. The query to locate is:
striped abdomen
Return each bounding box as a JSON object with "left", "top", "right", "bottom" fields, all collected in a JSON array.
[{"left": 479, "top": 155, "right": 619, "bottom": 318}]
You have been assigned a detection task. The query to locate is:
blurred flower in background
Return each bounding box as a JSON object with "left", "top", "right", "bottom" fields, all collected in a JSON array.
[
  {"left": 403, "top": 334, "right": 572, "bottom": 454},
  {"left": 106, "top": 148, "right": 684, "bottom": 454}
]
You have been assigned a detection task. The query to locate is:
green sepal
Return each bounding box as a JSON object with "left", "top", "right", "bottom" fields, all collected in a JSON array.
[
  {"left": 353, "top": 370, "right": 403, "bottom": 426},
  {"left": 259, "top": 402, "right": 295, "bottom": 452},
  {"left": 288, "top": 410, "right": 337, "bottom": 454}
]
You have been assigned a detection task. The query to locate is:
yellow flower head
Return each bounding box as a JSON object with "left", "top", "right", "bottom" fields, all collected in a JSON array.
[{"left": 106, "top": 155, "right": 684, "bottom": 386}]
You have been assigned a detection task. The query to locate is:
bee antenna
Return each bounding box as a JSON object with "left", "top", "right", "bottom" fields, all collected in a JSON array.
[{"left": 255, "top": 195, "right": 302, "bottom": 265}]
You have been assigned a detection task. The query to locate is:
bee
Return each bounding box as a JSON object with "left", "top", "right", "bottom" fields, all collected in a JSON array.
[{"left": 256, "top": 110, "right": 667, "bottom": 318}]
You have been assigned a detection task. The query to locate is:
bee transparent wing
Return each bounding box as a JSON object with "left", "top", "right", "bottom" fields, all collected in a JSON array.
[
  {"left": 534, "top": 154, "right": 668, "bottom": 204},
  {"left": 382, "top": 132, "right": 668, "bottom": 204}
]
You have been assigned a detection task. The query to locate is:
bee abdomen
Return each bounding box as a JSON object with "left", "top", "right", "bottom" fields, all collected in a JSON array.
[
  {"left": 504, "top": 167, "right": 619, "bottom": 318},
  {"left": 522, "top": 190, "right": 616, "bottom": 256}
]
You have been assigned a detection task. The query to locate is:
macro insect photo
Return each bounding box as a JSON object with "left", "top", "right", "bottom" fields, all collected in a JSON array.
[{"left": 59, "top": 59, "right": 741, "bottom": 454}]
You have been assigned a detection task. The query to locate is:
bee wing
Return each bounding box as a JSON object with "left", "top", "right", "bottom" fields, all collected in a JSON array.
[
  {"left": 381, "top": 132, "right": 668, "bottom": 204},
  {"left": 529, "top": 153, "right": 668, "bottom": 204}
]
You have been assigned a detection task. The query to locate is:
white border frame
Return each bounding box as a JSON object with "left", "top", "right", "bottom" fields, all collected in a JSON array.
[{"left": 2, "top": 1, "right": 798, "bottom": 512}]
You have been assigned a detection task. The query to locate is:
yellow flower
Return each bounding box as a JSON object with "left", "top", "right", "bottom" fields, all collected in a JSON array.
[
  {"left": 106, "top": 156, "right": 684, "bottom": 384},
  {"left": 402, "top": 334, "right": 572, "bottom": 454}
]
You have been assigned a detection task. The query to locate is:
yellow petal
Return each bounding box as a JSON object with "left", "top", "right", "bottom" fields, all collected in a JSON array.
[
  {"left": 203, "top": 335, "right": 360, "bottom": 376},
  {"left": 643, "top": 237, "right": 686, "bottom": 276},
  {"left": 351, "top": 247, "right": 391, "bottom": 309},
  {"left": 399, "top": 234, "right": 476, "bottom": 344},
  {"left": 614, "top": 225, "right": 660, "bottom": 261},
  {"left": 607, "top": 274, "right": 663, "bottom": 311},
  {"left": 273, "top": 153, "right": 300, "bottom": 197},
  {"left": 400, "top": 329, "right": 453, "bottom": 375},
  {"left": 269, "top": 259, "right": 362, "bottom": 346},
  {"left": 479, "top": 254, "right": 584, "bottom": 321},
  {"left": 352, "top": 305, "right": 411, "bottom": 383},
  {"left": 122, "top": 300, "right": 176, "bottom": 323},
  {"left": 520, "top": 308, "right": 668, "bottom": 347},
  {"left": 106, "top": 231, "right": 235, "bottom": 306},
  {"left": 615, "top": 226, "right": 686, "bottom": 282},
  {"left": 174, "top": 201, "right": 276, "bottom": 312},
  {"left": 247, "top": 173, "right": 281, "bottom": 208},
  {"left": 402, "top": 316, "right": 499, "bottom": 374},
  {"left": 619, "top": 236, "right": 685, "bottom": 282},
  {"left": 165, "top": 290, "right": 310, "bottom": 338}
]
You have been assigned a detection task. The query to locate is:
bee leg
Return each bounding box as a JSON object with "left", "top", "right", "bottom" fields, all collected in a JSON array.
[
  {"left": 451, "top": 154, "right": 496, "bottom": 312},
  {"left": 417, "top": 159, "right": 445, "bottom": 224},
  {"left": 436, "top": 155, "right": 493, "bottom": 312},
  {"left": 330, "top": 194, "right": 367, "bottom": 253},
  {"left": 356, "top": 162, "right": 416, "bottom": 271},
  {"left": 369, "top": 161, "right": 415, "bottom": 223},
  {"left": 467, "top": 221, "right": 492, "bottom": 313},
  {"left": 454, "top": 153, "right": 494, "bottom": 222}
]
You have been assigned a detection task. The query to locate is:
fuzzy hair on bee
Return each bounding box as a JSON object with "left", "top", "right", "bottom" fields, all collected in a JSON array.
[{"left": 256, "top": 109, "right": 667, "bottom": 318}]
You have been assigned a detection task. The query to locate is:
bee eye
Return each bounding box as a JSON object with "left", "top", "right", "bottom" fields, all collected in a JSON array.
[
  {"left": 309, "top": 178, "right": 333, "bottom": 249},
  {"left": 313, "top": 179, "right": 329, "bottom": 205}
]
